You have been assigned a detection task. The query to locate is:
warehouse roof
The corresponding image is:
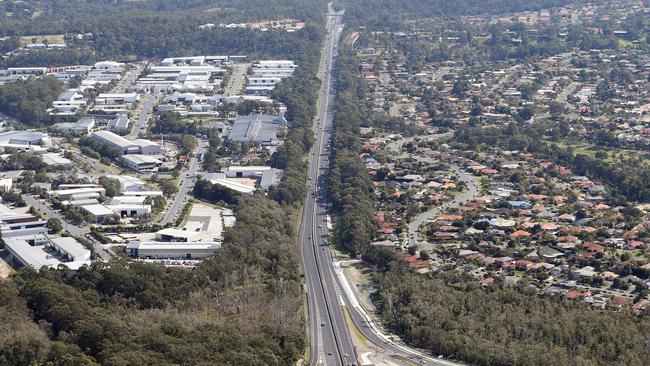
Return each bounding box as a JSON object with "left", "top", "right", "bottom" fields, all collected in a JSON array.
[
  {"left": 227, "top": 114, "right": 286, "bottom": 145},
  {"left": 92, "top": 130, "right": 136, "bottom": 148}
]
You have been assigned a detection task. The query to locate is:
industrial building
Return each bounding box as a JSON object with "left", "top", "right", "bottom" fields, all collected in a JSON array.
[
  {"left": 125, "top": 241, "right": 222, "bottom": 259},
  {"left": 41, "top": 153, "right": 73, "bottom": 169},
  {"left": 91, "top": 131, "right": 161, "bottom": 156},
  {"left": 105, "top": 174, "right": 148, "bottom": 192},
  {"left": 226, "top": 114, "right": 287, "bottom": 146},
  {"left": 92, "top": 130, "right": 139, "bottom": 154},
  {"left": 92, "top": 93, "right": 140, "bottom": 114},
  {"left": 107, "top": 115, "right": 130, "bottom": 131},
  {"left": 48, "top": 89, "right": 88, "bottom": 116},
  {"left": 121, "top": 190, "right": 163, "bottom": 198},
  {"left": 221, "top": 166, "right": 283, "bottom": 191},
  {"left": 109, "top": 204, "right": 151, "bottom": 218},
  {"left": 125, "top": 204, "right": 235, "bottom": 261},
  {"left": 246, "top": 60, "right": 296, "bottom": 94},
  {"left": 136, "top": 56, "right": 225, "bottom": 93},
  {"left": 122, "top": 154, "right": 162, "bottom": 173},
  {"left": 49, "top": 186, "right": 106, "bottom": 201},
  {"left": 52, "top": 117, "right": 96, "bottom": 135},
  {"left": 80, "top": 204, "right": 117, "bottom": 223},
  {"left": 0, "top": 131, "right": 50, "bottom": 152},
  {"left": 0, "top": 204, "right": 47, "bottom": 238},
  {"left": 4, "top": 235, "right": 91, "bottom": 271}
]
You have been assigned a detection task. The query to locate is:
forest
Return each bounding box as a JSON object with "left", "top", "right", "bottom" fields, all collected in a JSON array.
[
  {"left": 327, "top": 49, "right": 377, "bottom": 257},
  {"left": 374, "top": 261, "right": 650, "bottom": 366},
  {"left": 2, "top": 196, "right": 305, "bottom": 365},
  {"left": 0, "top": 76, "right": 62, "bottom": 126},
  {"left": 0, "top": 0, "right": 326, "bottom": 67}
]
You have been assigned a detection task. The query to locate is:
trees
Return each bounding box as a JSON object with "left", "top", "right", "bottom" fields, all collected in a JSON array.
[
  {"left": 517, "top": 106, "right": 535, "bottom": 121},
  {"left": 97, "top": 177, "right": 120, "bottom": 198},
  {"left": 374, "top": 264, "right": 650, "bottom": 366},
  {"left": 6, "top": 193, "right": 307, "bottom": 365},
  {"left": 0, "top": 76, "right": 62, "bottom": 126},
  {"left": 327, "top": 49, "right": 377, "bottom": 256},
  {"left": 46, "top": 218, "right": 63, "bottom": 234}
]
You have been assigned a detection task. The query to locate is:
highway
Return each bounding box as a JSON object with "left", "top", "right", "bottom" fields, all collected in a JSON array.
[
  {"left": 303, "top": 5, "right": 467, "bottom": 366},
  {"left": 302, "top": 5, "right": 356, "bottom": 366},
  {"left": 160, "top": 138, "right": 207, "bottom": 226}
]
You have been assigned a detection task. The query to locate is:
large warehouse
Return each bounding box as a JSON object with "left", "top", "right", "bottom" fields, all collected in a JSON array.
[{"left": 226, "top": 114, "right": 287, "bottom": 146}]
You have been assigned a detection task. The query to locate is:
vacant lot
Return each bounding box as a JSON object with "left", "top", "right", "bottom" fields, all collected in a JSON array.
[{"left": 19, "top": 34, "right": 65, "bottom": 46}]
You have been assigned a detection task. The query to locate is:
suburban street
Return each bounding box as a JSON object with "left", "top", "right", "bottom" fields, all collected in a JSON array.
[
  {"left": 160, "top": 138, "right": 207, "bottom": 226},
  {"left": 408, "top": 167, "right": 479, "bottom": 246},
  {"left": 111, "top": 63, "right": 143, "bottom": 93}
]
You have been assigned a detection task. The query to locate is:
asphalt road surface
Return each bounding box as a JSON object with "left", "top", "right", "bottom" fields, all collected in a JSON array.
[
  {"left": 160, "top": 138, "right": 207, "bottom": 226},
  {"left": 23, "top": 194, "right": 113, "bottom": 261},
  {"left": 301, "top": 6, "right": 357, "bottom": 366},
  {"left": 302, "top": 5, "right": 467, "bottom": 366},
  {"left": 225, "top": 63, "right": 250, "bottom": 96},
  {"left": 128, "top": 94, "right": 157, "bottom": 139},
  {"left": 408, "top": 167, "right": 479, "bottom": 246}
]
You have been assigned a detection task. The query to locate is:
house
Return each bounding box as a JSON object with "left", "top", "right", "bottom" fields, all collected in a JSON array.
[
  {"left": 508, "top": 200, "right": 533, "bottom": 209},
  {"left": 583, "top": 242, "right": 605, "bottom": 253}
]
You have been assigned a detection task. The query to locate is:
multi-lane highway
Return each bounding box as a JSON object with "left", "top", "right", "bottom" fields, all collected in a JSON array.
[
  {"left": 302, "top": 5, "right": 466, "bottom": 366},
  {"left": 301, "top": 5, "right": 357, "bottom": 366}
]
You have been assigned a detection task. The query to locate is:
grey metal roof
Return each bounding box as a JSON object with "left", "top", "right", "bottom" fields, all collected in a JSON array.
[{"left": 227, "top": 114, "right": 286, "bottom": 145}]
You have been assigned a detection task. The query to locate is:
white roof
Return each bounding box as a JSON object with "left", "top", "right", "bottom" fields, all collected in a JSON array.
[
  {"left": 52, "top": 187, "right": 105, "bottom": 196},
  {"left": 107, "top": 204, "right": 150, "bottom": 211},
  {"left": 123, "top": 154, "right": 161, "bottom": 165},
  {"left": 122, "top": 191, "right": 163, "bottom": 197},
  {"left": 4, "top": 238, "right": 58, "bottom": 269},
  {"left": 92, "top": 130, "right": 135, "bottom": 148},
  {"left": 41, "top": 153, "right": 72, "bottom": 166},
  {"left": 224, "top": 165, "right": 272, "bottom": 172},
  {"left": 81, "top": 204, "right": 115, "bottom": 217},
  {"left": 108, "top": 196, "right": 147, "bottom": 205},
  {"left": 50, "top": 236, "right": 90, "bottom": 260},
  {"left": 206, "top": 178, "right": 255, "bottom": 194}
]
